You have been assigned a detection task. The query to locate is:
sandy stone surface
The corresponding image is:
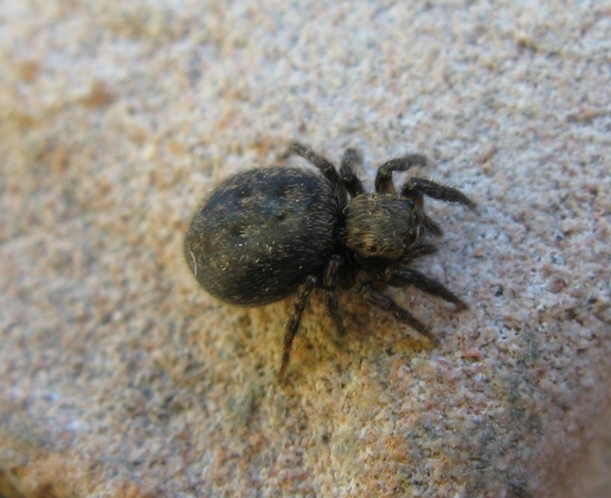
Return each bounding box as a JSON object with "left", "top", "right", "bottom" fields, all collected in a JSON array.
[{"left": 1, "top": 1, "right": 610, "bottom": 497}]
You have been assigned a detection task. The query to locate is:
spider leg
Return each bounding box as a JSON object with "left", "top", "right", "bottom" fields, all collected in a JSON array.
[
  {"left": 388, "top": 268, "right": 467, "bottom": 310},
  {"left": 323, "top": 255, "right": 345, "bottom": 335},
  {"left": 402, "top": 177, "right": 476, "bottom": 209},
  {"left": 279, "top": 275, "right": 318, "bottom": 379},
  {"left": 286, "top": 142, "right": 343, "bottom": 189},
  {"left": 420, "top": 212, "right": 444, "bottom": 236},
  {"left": 375, "top": 154, "right": 428, "bottom": 194},
  {"left": 401, "top": 243, "right": 439, "bottom": 265},
  {"left": 339, "top": 148, "right": 365, "bottom": 197},
  {"left": 359, "top": 282, "right": 438, "bottom": 344}
]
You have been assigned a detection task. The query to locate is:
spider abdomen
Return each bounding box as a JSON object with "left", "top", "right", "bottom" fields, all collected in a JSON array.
[{"left": 184, "top": 167, "right": 341, "bottom": 306}]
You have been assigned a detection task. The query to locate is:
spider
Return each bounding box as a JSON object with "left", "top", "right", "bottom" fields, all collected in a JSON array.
[{"left": 184, "top": 142, "right": 476, "bottom": 378}]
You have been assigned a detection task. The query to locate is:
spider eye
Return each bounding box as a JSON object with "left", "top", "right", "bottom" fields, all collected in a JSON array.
[{"left": 367, "top": 245, "right": 378, "bottom": 254}]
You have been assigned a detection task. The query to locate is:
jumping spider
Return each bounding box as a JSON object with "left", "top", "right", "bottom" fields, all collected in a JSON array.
[{"left": 184, "top": 142, "right": 476, "bottom": 378}]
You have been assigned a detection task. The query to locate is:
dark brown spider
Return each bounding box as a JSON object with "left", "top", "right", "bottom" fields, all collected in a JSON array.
[{"left": 184, "top": 142, "right": 476, "bottom": 378}]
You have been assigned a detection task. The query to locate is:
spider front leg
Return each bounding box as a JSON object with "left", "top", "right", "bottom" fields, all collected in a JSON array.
[
  {"left": 401, "top": 242, "right": 439, "bottom": 264},
  {"left": 373, "top": 154, "right": 445, "bottom": 235},
  {"left": 387, "top": 267, "right": 467, "bottom": 310},
  {"left": 359, "top": 282, "right": 438, "bottom": 344},
  {"left": 375, "top": 154, "right": 428, "bottom": 194},
  {"left": 401, "top": 177, "right": 476, "bottom": 209}
]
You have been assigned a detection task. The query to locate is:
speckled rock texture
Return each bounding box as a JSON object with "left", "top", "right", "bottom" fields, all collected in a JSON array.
[{"left": 1, "top": 1, "right": 609, "bottom": 497}]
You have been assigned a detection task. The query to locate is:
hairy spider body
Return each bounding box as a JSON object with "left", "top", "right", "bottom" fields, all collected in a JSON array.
[{"left": 184, "top": 142, "right": 476, "bottom": 378}]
